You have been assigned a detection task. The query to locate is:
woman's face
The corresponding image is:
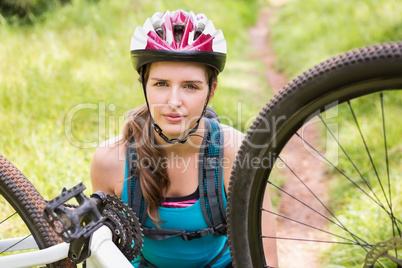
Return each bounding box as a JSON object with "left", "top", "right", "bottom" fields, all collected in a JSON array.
[{"left": 145, "top": 61, "right": 215, "bottom": 140}]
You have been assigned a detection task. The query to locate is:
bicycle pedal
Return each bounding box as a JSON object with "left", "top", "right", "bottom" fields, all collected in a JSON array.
[
  {"left": 46, "top": 183, "right": 87, "bottom": 209},
  {"left": 43, "top": 182, "right": 105, "bottom": 243}
]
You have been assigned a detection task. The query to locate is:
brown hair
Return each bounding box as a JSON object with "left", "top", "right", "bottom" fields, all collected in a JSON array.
[{"left": 122, "top": 63, "right": 218, "bottom": 225}]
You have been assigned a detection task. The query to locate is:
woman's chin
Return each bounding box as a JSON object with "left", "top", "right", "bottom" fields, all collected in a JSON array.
[
  {"left": 153, "top": 128, "right": 183, "bottom": 141},
  {"left": 154, "top": 122, "right": 185, "bottom": 135},
  {"left": 153, "top": 120, "right": 201, "bottom": 142}
]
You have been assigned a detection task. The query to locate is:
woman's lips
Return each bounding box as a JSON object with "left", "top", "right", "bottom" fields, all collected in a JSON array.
[{"left": 164, "top": 114, "right": 185, "bottom": 122}]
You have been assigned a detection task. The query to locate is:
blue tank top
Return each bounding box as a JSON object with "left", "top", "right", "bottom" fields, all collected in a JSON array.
[{"left": 121, "top": 159, "right": 231, "bottom": 267}]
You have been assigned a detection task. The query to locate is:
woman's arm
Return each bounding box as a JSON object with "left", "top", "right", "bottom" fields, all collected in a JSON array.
[
  {"left": 221, "top": 124, "right": 244, "bottom": 194},
  {"left": 90, "top": 136, "right": 126, "bottom": 197}
]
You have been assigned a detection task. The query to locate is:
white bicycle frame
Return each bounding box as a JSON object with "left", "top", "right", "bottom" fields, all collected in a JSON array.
[{"left": 0, "top": 226, "right": 133, "bottom": 268}]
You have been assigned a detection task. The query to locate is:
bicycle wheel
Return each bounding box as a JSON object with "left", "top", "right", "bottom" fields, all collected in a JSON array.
[
  {"left": 227, "top": 42, "right": 402, "bottom": 267},
  {"left": 0, "top": 154, "right": 74, "bottom": 267}
]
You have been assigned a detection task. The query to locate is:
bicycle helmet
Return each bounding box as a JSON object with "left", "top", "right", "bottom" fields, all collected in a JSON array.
[
  {"left": 130, "top": 10, "right": 227, "bottom": 144},
  {"left": 130, "top": 10, "right": 227, "bottom": 73}
]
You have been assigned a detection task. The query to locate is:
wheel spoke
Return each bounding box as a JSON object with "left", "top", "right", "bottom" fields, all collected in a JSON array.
[
  {"left": 348, "top": 96, "right": 402, "bottom": 238},
  {"left": 0, "top": 212, "right": 16, "bottom": 225},
  {"left": 0, "top": 235, "right": 32, "bottom": 254},
  {"left": 295, "top": 132, "right": 387, "bottom": 211},
  {"left": 317, "top": 114, "right": 395, "bottom": 216},
  {"left": 380, "top": 93, "right": 402, "bottom": 261},
  {"left": 347, "top": 100, "right": 391, "bottom": 209},
  {"left": 261, "top": 236, "right": 371, "bottom": 247},
  {"left": 262, "top": 209, "right": 369, "bottom": 247},
  {"left": 272, "top": 155, "right": 371, "bottom": 249}
]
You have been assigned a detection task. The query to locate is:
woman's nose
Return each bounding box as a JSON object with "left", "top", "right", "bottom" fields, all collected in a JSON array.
[{"left": 167, "top": 87, "right": 182, "bottom": 108}]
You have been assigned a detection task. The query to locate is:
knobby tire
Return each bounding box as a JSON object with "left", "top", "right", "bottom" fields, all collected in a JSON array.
[{"left": 0, "top": 154, "right": 74, "bottom": 267}]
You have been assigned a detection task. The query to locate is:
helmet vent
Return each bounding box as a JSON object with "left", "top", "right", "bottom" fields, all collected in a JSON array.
[
  {"left": 173, "top": 23, "right": 185, "bottom": 44},
  {"left": 155, "top": 27, "right": 163, "bottom": 39},
  {"left": 194, "top": 29, "right": 203, "bottom": 40}
]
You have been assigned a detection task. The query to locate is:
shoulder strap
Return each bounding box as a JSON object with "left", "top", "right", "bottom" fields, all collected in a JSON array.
[
  {"left": 126, "top": 139, "right": 147, "bottom": 225},
  {"left": 199, "top": 117, "right": 227, "bottom": 234}
]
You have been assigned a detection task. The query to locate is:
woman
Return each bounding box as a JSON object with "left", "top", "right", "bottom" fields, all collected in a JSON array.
[{"left": 90, "top": 10, "right": 277, "bottom": 267}]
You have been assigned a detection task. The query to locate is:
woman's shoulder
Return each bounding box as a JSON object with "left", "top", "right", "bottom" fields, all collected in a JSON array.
[
  {"left": 220, "top": 123, "right": 244, "bottom": 152},
  {"left": 90, "top": 135, "right": 126, "bottom": 195},
  {"left": 218, "top": 124, "right": 244, "bottom": 192},
  {"left": 93, "top": 135, "right": 126, "bottom": 164}
]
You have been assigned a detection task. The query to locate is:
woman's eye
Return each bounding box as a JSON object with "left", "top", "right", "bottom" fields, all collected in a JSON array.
[
  {"left": 185, "top": 84, "right": 198, "bottom": 90},
  {"left": 155, "top": 82, "right": 167, "bottom": 87}
]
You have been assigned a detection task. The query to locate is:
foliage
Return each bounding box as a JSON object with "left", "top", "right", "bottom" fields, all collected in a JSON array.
[{"left": 0, "top": 0, "right": 72, "bottom": 24}]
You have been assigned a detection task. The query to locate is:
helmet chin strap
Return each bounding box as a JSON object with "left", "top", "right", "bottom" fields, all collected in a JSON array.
[
  {"left": 141, "top": 68, "right": 211, "bottom": 145},
  {"left": 150, "top": 111, "right": 204, "bottom": 144}
]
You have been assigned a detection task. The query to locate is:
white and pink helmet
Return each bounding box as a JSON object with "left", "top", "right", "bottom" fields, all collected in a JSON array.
[{"left": 130, "top": 10, "right": 227, "bottom": 73}]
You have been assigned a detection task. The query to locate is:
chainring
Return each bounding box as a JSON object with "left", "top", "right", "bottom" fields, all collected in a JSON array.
[{"left": 97, "top": 194, "right": 143, "bottom": 261}]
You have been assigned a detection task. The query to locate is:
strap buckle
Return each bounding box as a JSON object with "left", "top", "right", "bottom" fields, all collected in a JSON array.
[
  {"left": 181, "top": 228, "right": 214, "bottom": 241},
  {"left": 181, "top": 232, "right": 201, "bottom": 241},
  {"left": 213, "top": 223, "right": 227, "bottom": 236}
]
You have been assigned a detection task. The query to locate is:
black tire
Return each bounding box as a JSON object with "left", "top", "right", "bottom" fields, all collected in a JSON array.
[
  {"left": 0, "top": 154, "right": 74, "bottom": 267},
  {"left": 227, "top": 42, "right": 402, "bottom": 267}
]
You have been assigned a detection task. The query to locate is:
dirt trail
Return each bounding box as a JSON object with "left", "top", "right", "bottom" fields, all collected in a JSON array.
[{"left": 249, "top": 5, "right": 330, "bottom": 268}]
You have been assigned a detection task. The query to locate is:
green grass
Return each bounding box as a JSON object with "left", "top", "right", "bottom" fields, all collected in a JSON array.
[{"left": 270, "top": 0, "right": 402, "bottom": 78}]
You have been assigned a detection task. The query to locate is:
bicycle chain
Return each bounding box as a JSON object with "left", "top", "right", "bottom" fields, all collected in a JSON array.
[{"left": 96, "top": 194, "right": 143, "bottom": 262}]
